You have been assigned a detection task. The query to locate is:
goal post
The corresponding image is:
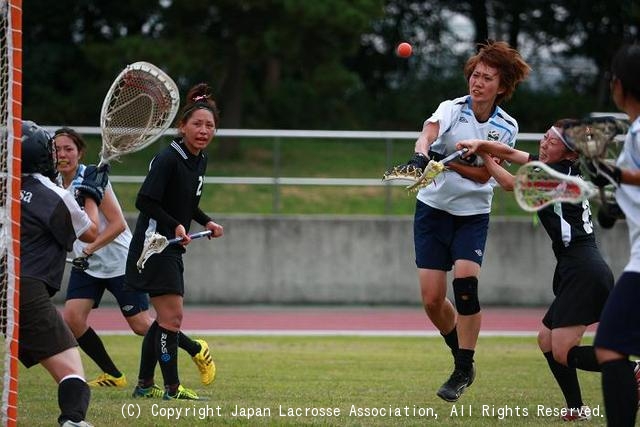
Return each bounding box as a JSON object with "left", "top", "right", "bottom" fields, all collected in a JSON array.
[{"left": 0, "top": 0, "right": 21, "bottom": 426}]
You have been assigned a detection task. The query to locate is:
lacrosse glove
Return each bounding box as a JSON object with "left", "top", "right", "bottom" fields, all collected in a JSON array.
[
  {"left": 70, "top": 254, "right": 91, "bottom": 271},
  {"left": 382, "top": 152, "right": 429, "bottom": 181},
  {"left": 585, "top": 161, "right": 622, "bottom": 187},
  {"left": 76, "top": 164, "right": 110, "bottom": 206}
]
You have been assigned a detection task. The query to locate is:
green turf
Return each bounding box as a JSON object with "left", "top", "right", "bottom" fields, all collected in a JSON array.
[{"left": 18, "top": 335, "right": 607, "bottom": 426}]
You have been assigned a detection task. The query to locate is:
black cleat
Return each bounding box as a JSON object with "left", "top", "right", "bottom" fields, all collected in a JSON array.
[{"left": 436, "top": 365, "right": 475, "bottom": 402}]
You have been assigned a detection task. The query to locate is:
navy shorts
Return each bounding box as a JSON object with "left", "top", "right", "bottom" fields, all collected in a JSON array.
[
  {"left": 594, "top": 271, "right": 640, "bottom": 356},
  {"left": 67, "top": 269, "right": 149, "bottom": 317},
  {"left": 414, "top": 200, "right": 490, "bottom": 271}
]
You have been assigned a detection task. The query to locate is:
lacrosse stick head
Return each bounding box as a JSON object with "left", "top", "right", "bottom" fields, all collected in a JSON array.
[
  {"left": 514, "top": 161, "right": 598, "bottom": 212},
  {"left": 136, "top": 232, "right": 170, "bottom": 271},
  {"left": 406, "top": 160, "right": 445, "bottom": 192},
  {"left": 562, "top": 116, "right": 628, "bottom": 159},
  {"left": 100, "top": 61, "right": 180, "bottom": 165}
]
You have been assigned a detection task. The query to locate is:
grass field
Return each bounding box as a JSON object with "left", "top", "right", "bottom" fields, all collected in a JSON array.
[
  {"left": 76, "top": 133, "right": 540, "bottom": 216},
  {"left": 18, "top": 335, "right": 607, "bottom": 426}
]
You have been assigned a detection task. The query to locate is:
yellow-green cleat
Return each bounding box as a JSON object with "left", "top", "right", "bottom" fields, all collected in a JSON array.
[
  {"left": 163, "top": 384, "right": 207, "bottom": 400},
  {"left": 192, "top": 339, "right": 216, "bottom": 385},
  {"left": 132, "top": 384, "right": 164, "bottom": 399}
]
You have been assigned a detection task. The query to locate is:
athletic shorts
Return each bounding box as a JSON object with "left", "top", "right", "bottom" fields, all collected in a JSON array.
[
  {"left": 19, "top": 277, "right": 78, "bottom": 368},
  {"left": 124, "top": 252, "right": 185, "bottom": 297},
  {"left": 66, "top": 269, "right": 149, "bottom": 317},
  {"left": 414, "top": 200, "right": 489, "bottom": 271},
  {"left": 594, "top": 272, "right": 640, "bottom": 356},
  {"left": 542, "top": 245, "right": 614, "bottom": 329}
]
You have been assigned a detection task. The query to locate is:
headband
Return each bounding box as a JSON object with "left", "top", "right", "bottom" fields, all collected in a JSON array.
[{"left": 550, "top": 126, "right": 574, "bottom": 151}]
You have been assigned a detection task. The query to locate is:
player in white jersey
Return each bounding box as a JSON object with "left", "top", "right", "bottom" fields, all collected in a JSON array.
[
  {"left": 55, "top": 127, "right": 216, "bottom": 393},
  {"left": 590, "top": 43, "right": 640, "bottom": 427},
  {"left": 402, "top": 40, "right": 530, "bottom": 402}
]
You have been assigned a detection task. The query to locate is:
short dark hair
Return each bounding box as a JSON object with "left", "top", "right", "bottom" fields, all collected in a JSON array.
[
  {"left": 611, "top": 43, "right": 640, "bottom": 101},
  {"left": 177, "top": 83, "right": 220, "bottom": 126},
  {"left": 53, "top": 127, "right": 87, "bottom": 154}
]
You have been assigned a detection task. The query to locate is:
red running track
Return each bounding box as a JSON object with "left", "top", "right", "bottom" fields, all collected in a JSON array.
[{"left": 81, "top": 306, "right": 597, "bottom": 335}]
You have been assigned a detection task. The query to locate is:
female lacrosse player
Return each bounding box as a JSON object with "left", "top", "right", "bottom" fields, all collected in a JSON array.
[
  {"left": 55, "top": 128, "right": 215, "bottom": 393},
  {"left": 124, "top": 83, "right": 223, "bottom": 400},
  {"left": 457, "top": 120, "right": 615, "bottom": 421},
  {"left": 402, "top": 40, "right": 530, "bottom": 402},
  {"left": 590, "top": 43, "right": 640, "bottom": 427},
  {"left": 20, "top": 120, "right": 105, "bottom": 426}
]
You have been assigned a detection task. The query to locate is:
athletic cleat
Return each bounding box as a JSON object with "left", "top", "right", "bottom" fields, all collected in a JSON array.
[
  {"left": 634, "top": 360, "right": 640, "bottom": 407},
  {"left": 192, "top": 339, "right": 216, "bottom": 385},
  {"left": 60, "top": 421, "right": 94, "bottom": 427},
  {"left": 436, "top": 365, "right": 475, "bottom": 402},
  {"left": 163, "top": 384, "right": 205, "bottom": 400},
  {"left": 560, "top": 405, "right": 592, "bottom": 422},
  {"left": 132, "top": 384, "right": 164, "bottom": 399},
  {"left": 88, "top": 372, "right": 127, "bottom": 388}
]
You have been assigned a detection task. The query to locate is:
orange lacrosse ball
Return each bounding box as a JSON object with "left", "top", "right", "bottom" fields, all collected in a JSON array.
[{"left": 396, "top": 42, "right": 412, "bottom": 58}]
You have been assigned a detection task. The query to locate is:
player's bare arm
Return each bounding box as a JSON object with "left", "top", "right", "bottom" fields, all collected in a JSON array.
[
  {"left": 457, "top": 139, "right": 529, "bottom": 164},
  {"left": 479, "top": 152, "right": 516, "bottom": 190},
  {"left": 414, "top": 120, "right": 439, "bottom": 155}
]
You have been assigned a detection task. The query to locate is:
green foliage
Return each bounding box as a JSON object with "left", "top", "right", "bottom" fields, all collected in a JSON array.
[
  {"left": 18, "top": 335, "right": 606, "bottom": 426},
  {"left": 22, "top": 0, "right": 638, "bottom": 131}
]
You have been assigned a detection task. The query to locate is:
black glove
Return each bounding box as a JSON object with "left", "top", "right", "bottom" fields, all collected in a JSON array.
[
  {"left": 458, "top": 152, "right": 478, "bottom": 165},
  {"left": 406, "top": 152, "right": 429, "bottom": 170},
  {"left": 75, "top": 164, "right": 110, "bottom": 206},
  {"left": 597, "top": 199, "right": 625, "bottom": 229},
  {"left": 585, "top": 161, "right": 622, "bottom": 187},
  {"left": 70, "top": 255, "right": 90, "bottom": 271}
]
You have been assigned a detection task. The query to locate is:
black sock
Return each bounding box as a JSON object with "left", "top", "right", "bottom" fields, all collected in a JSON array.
[
  {"left": 601, "top": 359, "right": 637, "bottom": 427},
  {"left": 178, "top": 331, "right": 201, "bottom": 357},
  {"left": 567, "top": 345, "right": 600, "bottom": 372},
  {"left": 544, "top": 351, "right": 582, "bottom": 408},
  {"left": 454, "top": 348, "right": 474, "bottom": 373},
  {"left": 57, "top": 376, "right": 90, "bottom": 424},
  {"left": 77, "top": 327, "right": 121, "bottom": 377},
  {"left": 441, "top": 326, "right": 459, "bottom": 357},
  {"left": 156, "top": 327, "right": 179, "bottom": 390},
  {"left": 137, "top": 321, "right": 159, "bottom": 387}
]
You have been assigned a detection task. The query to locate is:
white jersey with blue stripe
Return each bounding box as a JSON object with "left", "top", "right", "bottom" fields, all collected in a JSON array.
[
  {"left": 417, "top": 95, "right": 519, "bottom": 215},
  {"left": 64, "top": 164, "right": 133, "bottom": 278},
  {"left": 616, "top": 116, "right": 640, "bottom": 273}
]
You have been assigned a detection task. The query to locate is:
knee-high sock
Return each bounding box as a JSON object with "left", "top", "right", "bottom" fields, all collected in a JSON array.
[
  {"left": 157, "top": 326, "right": 179, "bottom": 390},
  {"left": 601, "top": 359, "right": 637, "bottom": 427},
  {"left": 137, "top": 321, "right": 159, "bottom": 387},
  {"left": 454, "top": 348, "right": 474, "bottom": 373},
  {"left": 178, "top": 331, "right": 201, "bottom": 357},
  {"left": 57, "top": 376, "right": 90, "bottom": 424},
  {"left": 544, "top": 351, "right": 582, "bottom": 408},
  {"left": 567, "top": 345, "right": 600, "bottom": 372},
  {"left": 77, "top": 327, "right": 121, "bottom": 377}
]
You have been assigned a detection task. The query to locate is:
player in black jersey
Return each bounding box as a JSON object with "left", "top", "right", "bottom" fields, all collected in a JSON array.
[
  {"left": 20, "top": 120, "right": 107, "bottom": 427},
  {"left": 457, "top": 119, "right": 614, "bottom": 421},
  {"left": 124, "top": 83, "right": 224, "bottom": 400}
]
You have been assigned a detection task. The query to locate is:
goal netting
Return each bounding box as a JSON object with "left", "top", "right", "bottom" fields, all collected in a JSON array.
[{"left": 0, "top": 0, "right": 21, "bottom": 425}]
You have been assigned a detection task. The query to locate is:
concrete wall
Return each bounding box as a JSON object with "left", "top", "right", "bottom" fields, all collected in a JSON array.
[{"left": 56, "top": 215, "right": 630, "bottom": 306}]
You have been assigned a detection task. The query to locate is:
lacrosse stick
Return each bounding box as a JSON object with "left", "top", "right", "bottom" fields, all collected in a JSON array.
[
  {"left": 562, "top": 115, "right": 628, "bottom": 208},
  {"left": 383, "top": 148, "right": 468, "bottom": 192},
  {"left": 136, "top": 230, "right": 212, "bottom": 272},
  {"left": 513, "top": 161, "right": 599, "bottom": 212},
  {"left": 99, "top": 61, "right": 180, "bottom": 167}
]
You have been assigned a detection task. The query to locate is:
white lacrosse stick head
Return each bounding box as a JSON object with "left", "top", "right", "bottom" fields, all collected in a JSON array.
[{"left": 136, "top": 232, "right": 170, "bottom": 271}]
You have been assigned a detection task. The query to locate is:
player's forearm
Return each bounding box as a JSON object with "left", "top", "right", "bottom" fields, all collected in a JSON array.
[
  {"left": 482, "top": 154, "right": 515, "bottom": 190},
  {"left": 448, "top": 162, "right": 492, "bottom": 184},
  {"left": 414, "top": 121, "right": 439, "bottom": 155}
]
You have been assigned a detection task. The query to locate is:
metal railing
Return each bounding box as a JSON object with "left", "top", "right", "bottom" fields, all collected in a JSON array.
[{"left": 45, "top": 126, "right": 544, "bottom": 213}]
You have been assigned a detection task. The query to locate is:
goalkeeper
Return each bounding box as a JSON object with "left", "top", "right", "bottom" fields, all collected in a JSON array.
[
  {"left": 458, "top": 119, "right": 617, "bottom": 421},
  {"left": 19, "top": 121, "right": 106, "bottom": 427}
]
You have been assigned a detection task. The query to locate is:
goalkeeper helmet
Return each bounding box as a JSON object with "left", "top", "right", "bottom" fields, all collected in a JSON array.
[{"left": 22, "top": 120, "right": 57, "bottom": 180}]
